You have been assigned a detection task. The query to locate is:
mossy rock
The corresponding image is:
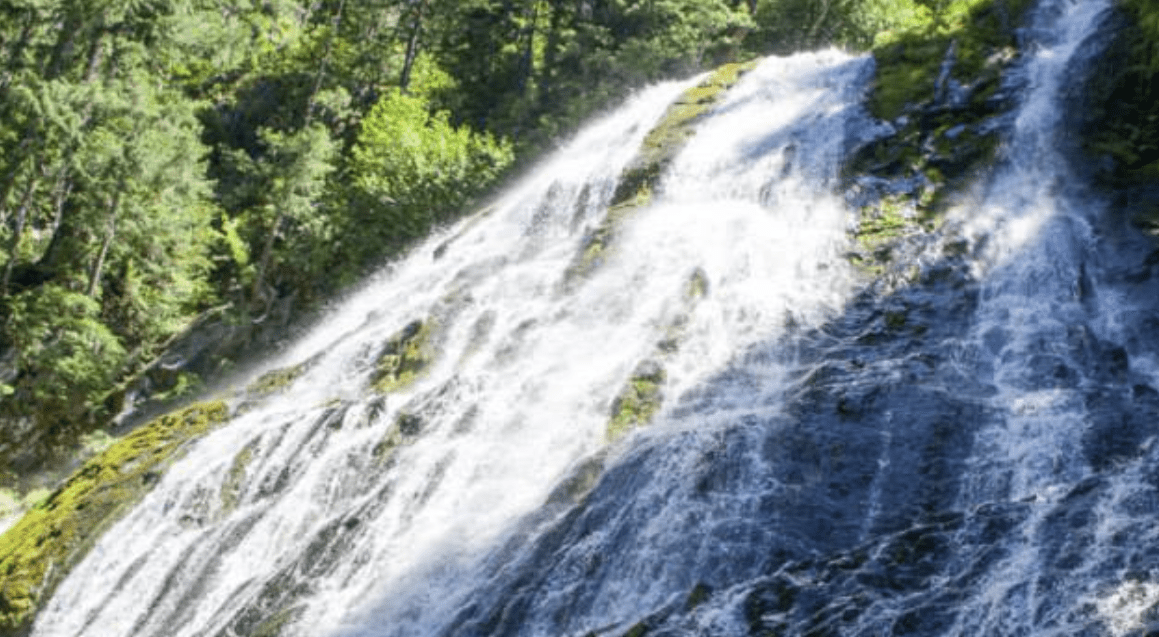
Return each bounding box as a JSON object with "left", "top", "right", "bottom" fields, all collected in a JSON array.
[
  {"left": 563, "top": 198, "right": 647, "bottom": 285},
  {"left": 371, "top": 411, "right": 426, "bottom": 464},
  {"left": 612, "top": 61, "right": 758, "bottom": 208},
  {"left": 685, "top": 267, "right": 709, "bottom": 301},
  {"left": 608, "top": 360, "right": 667, "bottom": 441},
  {"left": 686, "top": 582, "right": 713, "bottom": 611},
  {"left": 0, "top": 401, "right": 230, "bottom": 635},
  {"left": 848, "top": 21, "right": 1018, "bottom": 278},
  {"left": 249, "top": 604, "right": 305, "bottom": 637},
  {"left": 849, "top": 0, "right": 1031, "bottom": 238},
  {"left": 868, "top": 0, "right": 1034, "bottom": 121},
  {"left": 544, "top": 455, "right": 607, "bottom": 506},
  {"left": 564, "top": 61, "right": 758, "bottom": 286},
  {"left": 220, "top": 439, "right": 259, "bottom": 513},
  {"left": 370, "top": 320, "right": 434, "bottom": 394},
  {"left": 246, "top": 363, "right": 307, "bottom": 397},
  {"left": 605, "top": 268, "right": 711, "bottom": 440},
  {"left": 847, "top": 195, "right": 924, "bottom": 277}
]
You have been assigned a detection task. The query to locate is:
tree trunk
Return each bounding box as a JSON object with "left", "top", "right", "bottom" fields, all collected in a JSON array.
[
  {"left": 1, "top": 171, "right": 41, "bottom": 296},
  {"left": 805, "top": 0, "right": 833, "bottom": 48},
  {"left": 305, "top": 0, "right": 347, "bottom": 125},
  {"left": 399, "top": 0, "right": 428, "bottom": 91},
  {"left": 251, "top": 212, "right": 285, "bottom": 309},
  {"left": 517, "top": 1, "right": 539, "bottom": 95},
  {"left": 87, "top": 188, "right": 121, "bottom": 298}
]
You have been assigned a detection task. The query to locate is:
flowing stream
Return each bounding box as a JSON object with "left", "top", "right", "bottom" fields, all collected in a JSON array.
[{"left": 31, "top": 0, "right": 1159, "bottom": 635}]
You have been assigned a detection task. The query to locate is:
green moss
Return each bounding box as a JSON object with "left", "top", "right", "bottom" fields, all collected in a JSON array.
[
  {"left": 371, "top": 320, "right": 434, "bottom": 394},
  {"left": 247, "top": 363, "right": 306, "bottom": 396},
  {"left": 608, "top": 361, "right": 666, "bottom": 441},
  {"left": 0, "top": 401, "right": 230, "bottom": 634},
  {"left": 613, "top": 61, "right": 759, "bottom": 207},
  {"left": 848, "top": 195, "right": 928, "bottom": 277},
  {"left": 544, "top": 456, "right": 606, "bottom": 506},
  {"left": 372, "top": 411, "right": 427, "bottom": 463},
  {"left": 848, "top": 0, "right": 1025, "bottom": 277},
  {"left": 220, "top": 440, "right": 258, "bottom": 512},
  {"left": 686, "top": 582, "right": 713, "bottom": 610},
  {"left": 685, "top": 267, "right": 709, "bottom": 301},
  {"left": 250, "top": 604, "right": 304, "bottom": 637},
  {"left": 869, "top": 0, "right": 1034, "bottom": 121},
  {"left": 622, "top": 622, "right": 649, "bottom": 637}
]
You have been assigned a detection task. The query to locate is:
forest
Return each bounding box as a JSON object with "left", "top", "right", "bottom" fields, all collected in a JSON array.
[{"left": 0, "top": 0, "right": 1156, "bottom": 479}]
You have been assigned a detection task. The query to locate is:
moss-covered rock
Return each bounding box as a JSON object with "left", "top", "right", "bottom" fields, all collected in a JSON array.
[
  {"left": 868, "top": 0, "right": 1033, "bottom": 121},
  {"left": 604, "top": 268, "right": 712, "bottom": 441},
  {"left": 220, "top": 439, "right": 259, "bottom": 513},
  {"left": 0, "top": 401, "right": 230, "bottom": 635},
  {"left": 563, "top": 61, "right": 758, "bottom": 286},
  {"left": 249, "top": 604, "right": 305, "bottom": 637},
  {"left": 246, "top": 363, "right": 307, "bottom": 397},
  {"left": 846, "top": 0, "right": 1030, "bottom": 255},
  {"left": 370, "top": 320, "right": 434, "bottom": 394},
  {"left": 847, "top": 194, "right": 923, "bottom": 276},
  {"left": 544, "top": 455, "right": 607, "bottom": 506},
  {"left": 686, "top": 582, "right": 713, "bottom": 611},
  {"left": 684, "top": 267, "right": 709, "bottom": 301},
  {"left": 608, "top": 360, "right": 667, "bottom": 441},
  {"left": 371, "top": 410, "right": 427, "bottom": 465},
  {"left": 612, "top": 61, "right": 759, "bottom": 208},
  {"left": 845, "top": 0, "right": 1034, "bottom": 283}
]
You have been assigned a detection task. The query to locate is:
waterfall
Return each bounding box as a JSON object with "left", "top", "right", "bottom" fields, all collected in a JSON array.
[
  {"left": 31, "top": 50, "right": 873, "bottom": 637},
  {"left": 27, "top": 0, "right": 1159, "bottom": 635},
  {"left": 956, "top": 0, "right": 1114, "bottom": 506}
]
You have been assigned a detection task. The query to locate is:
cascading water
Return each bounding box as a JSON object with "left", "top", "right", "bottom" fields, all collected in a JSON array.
[
  {"left": 31, "top": 50, "right": 873, "bottom": 637},
  {"left": 25, "top": 0, "right": 1159, "bottom": 635}
]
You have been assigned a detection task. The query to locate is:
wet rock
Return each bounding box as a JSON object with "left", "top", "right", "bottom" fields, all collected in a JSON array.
[{"left": 371, "top": 319, "right": 435, "bottom": 393}]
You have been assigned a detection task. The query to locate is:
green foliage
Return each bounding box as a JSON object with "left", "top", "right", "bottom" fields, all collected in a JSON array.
[
  {"left": 867, "top": 0, "right": 1031, "bottom": 120},
  {"left": 613, "top": 0, "right": 754, "bottom": 77},
  {"left": 1124, "top": 0, "right": 1159, "bottom": 71},
  {"left": 4, "top": 286, "right": 126, "bottom": 429},
  {"left": 748, "top": 0, "right": 931, "bottom": 53},
  {"left": 348, "top": 88, "right": 513, "bottom": 255}
]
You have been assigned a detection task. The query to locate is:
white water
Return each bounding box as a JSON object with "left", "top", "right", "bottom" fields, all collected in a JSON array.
[
  {"left": 945, "top": 0, "right": 1118, "bottom": 634},
  {"left": 33, "top": 51, "right": 871, "bottom": 637},
  {"left": 954, "top": 0, "right": 1111, "bottom": 506}
]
